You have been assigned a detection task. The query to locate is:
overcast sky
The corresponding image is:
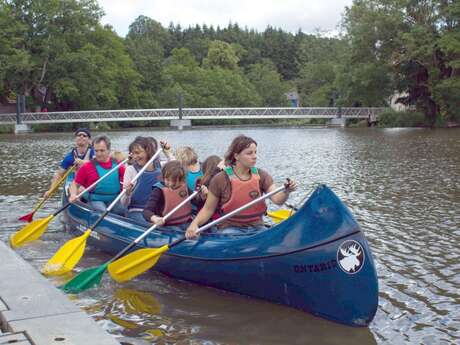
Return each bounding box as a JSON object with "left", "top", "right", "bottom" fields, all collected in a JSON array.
[{"left": 98, "top": 0, "right": 354, "bottom": 37}]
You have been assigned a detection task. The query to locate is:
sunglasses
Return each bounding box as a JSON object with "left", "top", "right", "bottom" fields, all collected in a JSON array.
[{"left": 76, "top": 133, "right": 89, "bottom": 138}]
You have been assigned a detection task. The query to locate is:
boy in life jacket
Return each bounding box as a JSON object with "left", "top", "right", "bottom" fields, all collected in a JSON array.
[{"left": 143, "top": 160, "right": 192, "bottom": 230}]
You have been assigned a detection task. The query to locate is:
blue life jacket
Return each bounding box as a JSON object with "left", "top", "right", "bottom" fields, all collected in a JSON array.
[
  {"left": 129, "top": 163, "right": 162, "bottom": 210},
  {"left": 89, "top": 159, "right": 120, "bottom": 203}
]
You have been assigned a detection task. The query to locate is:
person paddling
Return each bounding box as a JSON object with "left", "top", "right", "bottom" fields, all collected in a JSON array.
[
  {"left": 143, "top": 161, "right": 193, "bottom": 231},
  {"left": 185, "top": 135, "right": 296, "bottom": 239},
  {"left": 69, "top": 135, "right": 126, "bottom": 215},
  {"left": 44, "top": 128, "right": 94, "bottom": 198},
  {"left": 121, "top": 136, "right": 173, "bottom": 223}
]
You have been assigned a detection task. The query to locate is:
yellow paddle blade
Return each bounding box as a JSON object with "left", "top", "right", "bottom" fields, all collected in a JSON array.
[
  {"left": 108, "top": 245, "right": 170, "bottom": 283},
  {"left": 267, "top": 209, "right": 294, "bottom": 223},
  {"left": 114, "top": 288, "right": 161, "bottom": 314},
  {"left": 10, "top": 215, "right": 54, "bottom": 248},
  {"left": 42, "top": 230, "right": 92, "bottom": 276}
]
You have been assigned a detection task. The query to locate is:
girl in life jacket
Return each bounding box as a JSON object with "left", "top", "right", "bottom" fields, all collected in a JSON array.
[
  {"left": 121, "top": 136, "right": 174, "bottom": 224},
  {"left": 143, "top": 161, "right": 193, "bottom": 230},
  {"left": 185, "top": 135, "right": 297, "bottom": 239}
]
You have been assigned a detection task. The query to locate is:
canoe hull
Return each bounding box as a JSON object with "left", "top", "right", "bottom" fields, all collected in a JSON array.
[{"left": 62, "top": 184, "right": 378, "bottom": 326}]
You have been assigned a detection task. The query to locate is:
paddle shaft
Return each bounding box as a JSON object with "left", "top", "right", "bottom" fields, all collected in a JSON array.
[
  {"left": 34, "top": 164, "right": 77, "bottom": 211},
  {"left": 51, "top": 157, "right": 129, "bottom": 218},
  {"left": 169, "top": 185, "right": 287, "bottom": 249},
  {"left": 109, "top": 189, "right": 200, "bottom": 263}
]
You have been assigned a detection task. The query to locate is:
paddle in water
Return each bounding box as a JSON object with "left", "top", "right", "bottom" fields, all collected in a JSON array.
[
  {"left": 18, "top": 164, "right": 77, "bottom": 222},
  {"left": 42, "top": 149, "right": 162, "bottom": 276},
  {"left": 61, "top": 188, "right": 200, "bottom": 294},
  {"left": 9, "top": 157, "right": 129, "bottom": 248},
  {"left": 107, "top": 184, "right": 288, "bottom": 283}
]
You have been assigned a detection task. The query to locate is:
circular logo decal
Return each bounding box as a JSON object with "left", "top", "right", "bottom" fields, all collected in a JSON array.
[{"left": 336, "top": 240, "right": 365, "bottom": 274}]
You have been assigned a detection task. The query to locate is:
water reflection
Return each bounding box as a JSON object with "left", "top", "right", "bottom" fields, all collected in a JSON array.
[{"left": 1, "top": 127, "right": 459, "bottom": 344}]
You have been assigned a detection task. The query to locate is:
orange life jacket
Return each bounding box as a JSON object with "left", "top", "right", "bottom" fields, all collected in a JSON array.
[
  {"left": 221, "top": 167, "right": 267, "bottom": 224},
  {"left": 158, "top": 182, "right": 192, "bottom": 225}
]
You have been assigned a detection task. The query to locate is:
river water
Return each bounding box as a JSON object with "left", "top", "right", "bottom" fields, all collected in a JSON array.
[{"left": 0, "top": 127, "right": 458, "bottom": 345}]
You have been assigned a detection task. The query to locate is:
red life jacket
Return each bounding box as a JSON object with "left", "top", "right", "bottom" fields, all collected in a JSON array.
[
  {"left": 221, "top": 167, "right": 267, "bottom": 224},
  {"left": 159, "top": 182, "right": 192, "bottom": 225}
]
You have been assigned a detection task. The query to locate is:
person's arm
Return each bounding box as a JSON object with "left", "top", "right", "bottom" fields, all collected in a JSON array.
[
  {"left": 268, "top": 179, "right": 297, "bottom": 205},
  {"left": 159, "top": 140, "right": 174, "bottom": 161},
  {"left": 43, "top": 168, "right": 66, "bottom": 197},
  {"left": 185, "top": 191, "right": 219, "bottom": 239},
  {"left": 120, "top": 166, "right": 136, "bottom": 206},
  {"left": 68, "top": 181, "right": 80, "bottom": 203},
  {"left": 68, "top": 164, "right": 89, "bottom": 203},
  {"left": 143, "top": 188, "right": 164, "bottom": 223}
]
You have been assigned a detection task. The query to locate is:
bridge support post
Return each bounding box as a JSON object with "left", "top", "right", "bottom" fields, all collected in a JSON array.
[
  {"left": 327, "top": 117, "right": 346, "bottom": 127},
  {"left": 14, "top": 94, "right": 31, "bottom": 134},
  {"left": 14, "top": 123, "right": 32, "bottom": 134},
  {"left": 170, "top": 119, "right": 191, "bottom": 130}
]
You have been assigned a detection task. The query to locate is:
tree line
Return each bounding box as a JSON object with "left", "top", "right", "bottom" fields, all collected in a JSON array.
[{"left": 0, "top": 0, "right": 458, "bottom": 126}]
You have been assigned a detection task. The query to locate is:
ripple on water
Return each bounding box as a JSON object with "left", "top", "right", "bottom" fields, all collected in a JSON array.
[{"left": 1, "top": 128, "right": 459, "bottom": 344}]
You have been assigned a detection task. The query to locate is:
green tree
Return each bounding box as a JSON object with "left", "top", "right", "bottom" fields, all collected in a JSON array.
[
  {"left": 0, "top": 0, "right": 140, "bottom": 111},
  {"left": 125, "top": 16, "right": 169, "bottom": 108},
  {"left": 203, "top": 40, "right": 240, "bottom": 70},
  {"left": 247, "top": 60, "right": 289, "bottom": 106},
  {"left": 342, "top": 0, "right": 460, "bottom": 124}
]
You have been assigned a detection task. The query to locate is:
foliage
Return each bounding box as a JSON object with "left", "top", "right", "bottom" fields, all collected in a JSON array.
[
  {"left": 247, "top": 60, "right": 289, "bottom": 106},
  {"left": 342, "top": 0, "right": 460, "bottom": 124},
  {"left": 377, "top": 110, "right": 427, "bottom": 127},
  {"left": 0, "top": 0, "right": 141, "bottom": 111},
  {"left": 1, "top": 1, "right": 459, "bottom": 126}
]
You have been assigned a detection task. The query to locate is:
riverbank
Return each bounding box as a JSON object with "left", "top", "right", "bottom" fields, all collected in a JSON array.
[{"left": 0, "top": 241, "right": 119, "bottom": 345}]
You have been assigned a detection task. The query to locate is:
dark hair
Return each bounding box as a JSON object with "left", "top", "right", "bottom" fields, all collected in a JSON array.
[
  {"left": 161, "top": 161, "right": 186, "bottom": 183},
  {"left": 128, "top": 136, "right": 160, "bottom": 167},
  {"left": 200, "top": 155, "right": 222, "bottom": 186},
  {"left": 224, "top": 135, "right": 257, "bottom": 166},
  {"left": 93, "top": 135, "right": 111, "bottom": 150}
]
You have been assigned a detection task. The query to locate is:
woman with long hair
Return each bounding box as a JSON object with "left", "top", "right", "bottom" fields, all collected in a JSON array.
[{"left": 186, "top": 135, "right": 296, "bottom": 238}]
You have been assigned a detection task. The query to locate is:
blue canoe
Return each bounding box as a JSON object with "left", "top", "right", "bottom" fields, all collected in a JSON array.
[{"left": 62, "top": 184, "right": 378, "bottom": 327}]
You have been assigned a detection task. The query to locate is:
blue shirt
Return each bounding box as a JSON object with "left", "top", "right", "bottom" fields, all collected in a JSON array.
[
  {"left": 186, "top": 170, "right": 203, "bottom": 191},
  {"left": 60, "top": 147, "right": 95, "bottom": 170}
]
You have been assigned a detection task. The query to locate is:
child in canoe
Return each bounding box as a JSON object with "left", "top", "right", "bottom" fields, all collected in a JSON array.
[
  {"left": 193, "top": 155, "right": 223, "bottom": 220},
  {"left": 143, "top": 160, "right": 193, "bottom": 230},
  {"left": 175, "top": 146, "right": 203, "bottom": 191}
]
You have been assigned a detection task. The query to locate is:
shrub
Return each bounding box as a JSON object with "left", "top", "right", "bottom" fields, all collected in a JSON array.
[{"left": 378, "top": 110, "right": 427, "bottom": 127}]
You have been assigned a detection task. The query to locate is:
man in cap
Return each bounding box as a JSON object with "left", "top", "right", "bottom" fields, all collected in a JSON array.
[{"left": 43, "top": 128, "right": 94, "bottom": 198}]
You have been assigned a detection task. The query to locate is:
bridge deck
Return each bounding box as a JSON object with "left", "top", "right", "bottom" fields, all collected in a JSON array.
[{"left": 0, "top": 107, "right": 387, "bottom": 124}]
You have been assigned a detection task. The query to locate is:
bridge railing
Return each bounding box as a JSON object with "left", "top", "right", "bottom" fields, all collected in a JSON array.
[{"left": 0, "top": 107, "right": 388, "bottom": 124}]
